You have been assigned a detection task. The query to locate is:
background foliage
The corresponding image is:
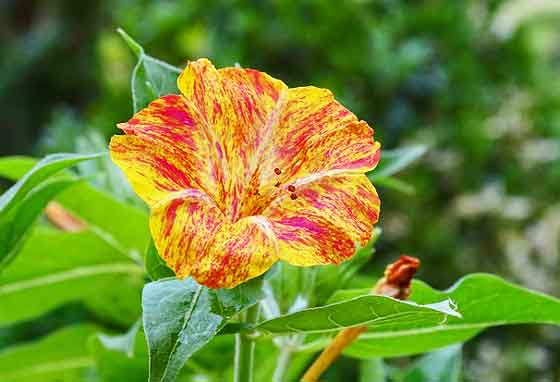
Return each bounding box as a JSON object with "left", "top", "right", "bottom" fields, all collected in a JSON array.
[{"left": 2, "top": 0, "right": 560, "bottom": 381}]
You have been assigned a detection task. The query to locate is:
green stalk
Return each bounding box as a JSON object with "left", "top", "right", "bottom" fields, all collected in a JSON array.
[{"left": 233, "top": 304, "right": 260, "bottom": 382}]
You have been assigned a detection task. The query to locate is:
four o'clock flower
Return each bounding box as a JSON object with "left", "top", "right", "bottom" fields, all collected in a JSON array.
[{"left": 109, "top": 58, "right": 381, "bottom": 288}]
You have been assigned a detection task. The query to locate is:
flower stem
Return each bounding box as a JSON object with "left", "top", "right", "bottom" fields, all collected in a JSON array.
[{"left": 234, "top": 304, "right": 260, "bottom": 382}]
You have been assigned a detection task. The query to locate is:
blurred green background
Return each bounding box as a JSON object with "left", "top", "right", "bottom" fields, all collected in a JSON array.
[{"left": 2, "top": 0, "right": 560, "bottom": 380}]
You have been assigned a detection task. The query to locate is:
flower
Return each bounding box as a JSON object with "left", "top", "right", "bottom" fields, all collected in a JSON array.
[{"left": 110, "top": 58, "right": 381, "bottom": 288}]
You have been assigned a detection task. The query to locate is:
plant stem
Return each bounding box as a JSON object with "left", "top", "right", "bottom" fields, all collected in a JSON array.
[
  {"left": 234, "top": 304, "right": 259, "bottom": 382},
  {"left": 272, "top": 345, "right": 292, "bottom": 382}
]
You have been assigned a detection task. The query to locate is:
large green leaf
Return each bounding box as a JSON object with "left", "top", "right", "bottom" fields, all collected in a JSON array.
[
  {"left": 331, "top": 274, "right": 560, "bottom": 358},
  {"left": 117, "top": 28, "right": 181, "bottom": 113},
  {"left": 256, "top": 295, "right": 459, "bottom": 335},
  {"left": 0, "top": 324, "right": 98, "bottom": 382},
  {"left": 142, "top": 277, "right": 263, "bottom": 382},
  {"left": 0, "top": 156, "right": 150, "bottom": 259},
  {"left": 400, "top": 345, "right": 462, "bottom": 382},
  {"left": 0, "top": 227, "right": 144, "bottom": 326}
]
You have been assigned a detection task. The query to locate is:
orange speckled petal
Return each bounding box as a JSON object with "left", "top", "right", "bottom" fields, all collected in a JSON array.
[
  {"left": 263, "top": 174, "right": 380, "bottom": 266},
  {"left": 177, "top": 58, "right": 288, "bottom": 220},
  {"left": 150, "top": 189, "right": 278, "bottom": 288},
  {"left": 109, "top": 95, "right": 218, "bottom": 207}
]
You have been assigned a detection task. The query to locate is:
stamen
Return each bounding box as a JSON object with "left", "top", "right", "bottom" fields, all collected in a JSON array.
[
  {"left": 274, "top": 182, "right": 281, "bottom": 187},
  {"left": 290, "top": 193, "right": 298, "bottom": 200},
  {"left": 274, "top": 168, "right": 282, "bottom": 175},
  {"left": 288, "top": 185, "right": 296, "bottom": 192}
]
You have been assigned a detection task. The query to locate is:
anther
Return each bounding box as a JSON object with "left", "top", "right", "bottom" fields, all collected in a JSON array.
[
  {"left": 274, "top": 182, "right": 281, "bottom": 187},
  {"left": 288, "top": 185, "right": 296, "bottom": 192},
  {"left": 290, "top": 193, "right": 298, "bottom": 200},
  {"left": 274, "top": 168, "right": 282, "bottom": 175}
]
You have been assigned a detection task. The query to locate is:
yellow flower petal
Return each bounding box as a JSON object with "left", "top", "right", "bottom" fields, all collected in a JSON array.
[
  {"left": 263, "top": 174, "right": 380, "bottom": 266},
  {"left": 109, "top": 95, "right": 217, "bottom": 207},
  {"left": 150, "top": 189, "right": 278, "bottom": 288}
]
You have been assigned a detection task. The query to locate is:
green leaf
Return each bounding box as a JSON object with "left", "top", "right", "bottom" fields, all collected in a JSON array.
[
  {"left": 142, "top": 277, "right": 263, "bottom": 382},
  {"left": 92, "top": 321, "right": 149, "bottom": 382},
  {"left": 371, "top": 145, "right": 428, "bottom": 178},
  {"left": 0, "top": 153, "right": 102, "bottom": 269},
  {"left": 369, "top": 176, "right": 415, "bottom": 194},
  {"left": 256, "top": 295, "right": 460, "bottom": 335},
  {"left": 0, "top": 177, "right": 77, "bottom": 269},
  {"left": 0, "top": 324, "right": 98, "bottom": 382},
  {"left": 359, "top": 358, "right": 386, "bottom": 382},
  {"left": 0, "top": 227, "right": 144, "bottom": 326},
  {"left": 0, "top": 156, "right": 151, "bottom": 259},
  {"left": 333, "top": 274, "right": 560, "bottom": 358},
  {"left": 0, "top": 152, "right": 101, "bottom": 215},
  {"left": 145, "top": 239, "right": 174, "bottom": 281},
  {"left": 266, "top": 229, "right": 380, "bottom": 316},
  {"left": 400, "top": 345, "right": 462, "bottom": 382},
  {"left": 117, "top": 28, "right": 182, "bottom": 112},
  {"left": 97, "top": 319, "right": 142, "bottom": 358}
]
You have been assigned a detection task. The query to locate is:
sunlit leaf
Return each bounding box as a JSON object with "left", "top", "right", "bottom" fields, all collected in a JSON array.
[
  {"left": 256, "top": 295, "right": 459, "bottom": 335},
  {"left": 0, "top": 227, "right": 144, "bottom": 326},
  {"left": 329, "top": 274, "right": 560, "bottom": 358}
]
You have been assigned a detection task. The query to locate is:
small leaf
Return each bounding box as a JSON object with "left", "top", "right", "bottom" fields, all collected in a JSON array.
[
  {"left": 371, "top": 144, "right": 428, "bottom": 178},
  {"left": 142, "top": 277, "right": 263, "bottom": 382},
  {"left": 369, "top": 175, "right": 415, "bottom": 194},
  {"left": 97, "top": 319, "right": 142, "bottom": 358},
  {"left": 333, "top": 274, "right": 560, "bottom": 358},
  {"left": 0, "top": 325, "right": 99, "bottom": 382},
  {"left": 256, "top": 295, "right": 459, "bottom": 335},
  {"left": 145, "top": 239, "right": 174, "bottom": 281},
  {"left": 400, "top": 345, "right": 462, "bottom": 382},
  {"left": 117, "top": 28, "right": 182, "bottom": 112}
]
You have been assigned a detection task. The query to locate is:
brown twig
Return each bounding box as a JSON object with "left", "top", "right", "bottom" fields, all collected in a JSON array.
[
  {"left": 44, "top": 201, "right": 87, "bottom": 232},
  {"left": 301, "top": 256, "right": 421, "bottom": 382}
]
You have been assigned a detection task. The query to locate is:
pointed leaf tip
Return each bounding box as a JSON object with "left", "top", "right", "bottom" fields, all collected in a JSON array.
[{"left": 116, "top": 27, "right": 144, "bottom": 57}]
